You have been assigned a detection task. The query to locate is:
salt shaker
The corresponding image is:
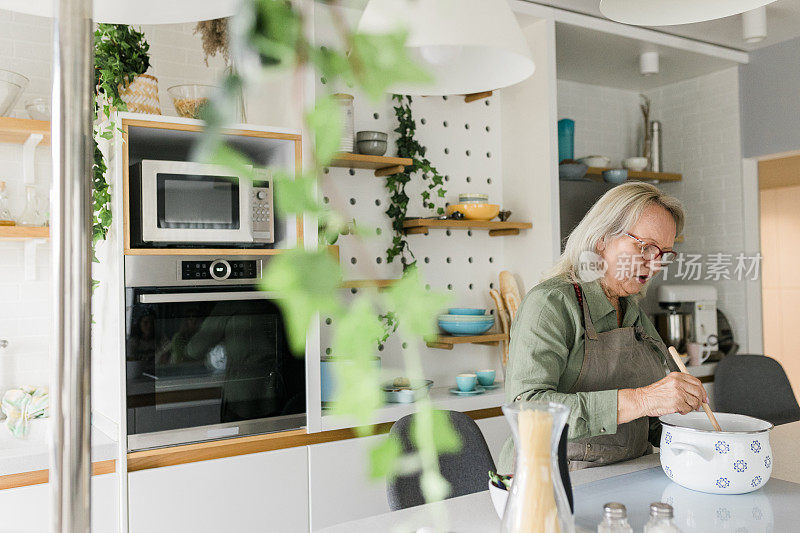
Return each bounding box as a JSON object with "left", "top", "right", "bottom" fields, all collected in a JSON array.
[
  {"left": 643, "top": 502, "right": 681, "bottom": 532},
  {"left": 597, "top": 502, "right": 633, "bottom": 533}
]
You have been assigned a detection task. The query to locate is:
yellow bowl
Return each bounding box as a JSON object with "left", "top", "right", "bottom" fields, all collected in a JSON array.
[{"left": 446, "top": 203, "right": 500, "bottom": 221}]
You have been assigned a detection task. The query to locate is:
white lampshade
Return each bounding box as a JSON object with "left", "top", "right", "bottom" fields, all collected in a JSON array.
[
  {"left": 0, "top": 0, "right": 238, "bottom": 24},
  {"left": 599, "top": 0, "right": 777, "bottom": 26},
  {"left": 358, "top": 0, "right": 534, "bottom": 95}
]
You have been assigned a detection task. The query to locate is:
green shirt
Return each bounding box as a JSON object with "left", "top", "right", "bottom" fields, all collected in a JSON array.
[{"left": 499, "top": 276, "right": 668, "bottom": 470}]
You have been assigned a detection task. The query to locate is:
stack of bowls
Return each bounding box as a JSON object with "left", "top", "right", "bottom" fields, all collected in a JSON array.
[
  {"left": 445, "top": 193, "right": 500, "bottom": 221},
  {"left": 356, "top": 131, "right": 388, "bottom": 156},
  {"left": 438, "top": 308, "right": 495, "bottom": 336}
]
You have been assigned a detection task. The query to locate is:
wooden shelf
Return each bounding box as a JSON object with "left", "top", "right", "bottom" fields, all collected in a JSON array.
[
  {"left": 403, "top": 219, "right": 532, "bottom": 236},
  {"left": 427, "top": 332, "right": 508, "bottom": 350},
  {"left": 340, "top": 279, "right": 399, "bottom": 289},
  {"left": 0, "top": 226, "right": 49, "bottom": 239},
  {"left": 0, "top": 117, "right": 51, "bottom": 145},
  {"left": 585, "top": 167, "right": 681, "bottom": 182},
  {"left": 329, "top": 153, "right": 412, "bottom": 177}
]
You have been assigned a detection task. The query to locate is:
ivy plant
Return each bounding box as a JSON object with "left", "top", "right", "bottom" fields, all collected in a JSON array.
[
  {"left": 92, "top": 24, "right": 151, "bottom": 253},
  {"left": 202, "top": 0, "right": 462, "bottom": 522},
  {"left": 386, "top": 95, "right": 447, "bottom": 267}
]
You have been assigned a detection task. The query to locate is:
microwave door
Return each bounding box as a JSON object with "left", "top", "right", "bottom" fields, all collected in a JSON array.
[{"left": 140, "top": 160, "right": 253, "bottom": 244}]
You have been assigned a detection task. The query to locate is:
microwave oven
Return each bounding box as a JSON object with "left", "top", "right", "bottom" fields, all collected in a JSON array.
[
  {"left": 130, "top": 160, "right": 274, "bottom": 248},
  {"left": 124, "top": 255, "right": 306, "bottom": 450}
]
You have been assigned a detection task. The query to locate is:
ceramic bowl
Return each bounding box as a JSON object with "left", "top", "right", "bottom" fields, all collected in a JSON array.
[
  {"left": 448, "top": 308, "right": 487, "bottom": 316},
  {"left": 602, "top": 169, "right": 628, "bottom": 184},
  {"left": 623, "top": 157, "right": 648, "bottom": 172},
  {"left": 438, "top": 319, "right": 494, "bottom": 336},
  {"left": 356, "top": 140, "right": 388, "bottom": 156},
  {"left": 659, "top": 412, "right": 773, "bottom": 494},
  {"left": 437, "top": 314, "right": 494, "bottom": 322},
  {"left": 455, "top": 373, "right": 478, "bottom": 392},
  {"left": 476, "top": 369, "right": 496, "bottom": 386},
  {"left": 577, "top": 155, "right": 611, "bottom": 168},
  {"left": 458, "top": 193, "right": 489, "bottom": 203},
  {"left": 445, "top": 203, "right": 500, "bottom": 221},
  {"left": 558, "top": 163, "right": 588, "bottom": 181},
  {"left": 356, "top": 131, "right": 388, "bottom": 142},
  {"left": 489, "top": 481, "right": 508, "bottom": 518}
]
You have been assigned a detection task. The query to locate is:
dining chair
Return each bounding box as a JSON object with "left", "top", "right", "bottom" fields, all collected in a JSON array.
[
  {"left": 714, "top": 354, "right": 800, "bottom": 426},
  {"left": 386, "top": 410, "right": 496, "bottom": 510}
]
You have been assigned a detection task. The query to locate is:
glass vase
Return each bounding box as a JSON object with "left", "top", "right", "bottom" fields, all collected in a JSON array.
[
  {"left": 18, "top": 186, "right": 44, "bottom": 227},
  {"left": 501, "top": 401, "right": 574, "bottom": 533}
]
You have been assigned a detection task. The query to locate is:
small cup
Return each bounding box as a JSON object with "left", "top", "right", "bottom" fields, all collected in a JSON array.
[
  {"left": 686, "top": 342, "right": 713, "bottom": 366},
  {"left": 456, "top": 373, "right": 477, "bottom": 392},
  {"left": 476, "top": 369, "right": 496, "bottom": 387}
]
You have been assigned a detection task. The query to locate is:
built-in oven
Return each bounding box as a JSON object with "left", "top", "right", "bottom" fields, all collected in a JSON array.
[
  {"left": 129, "top": 160, "right": 274, "bottom": 248},
  {"left": 124, "top": 255, "right": 305, "bottom": 451}
]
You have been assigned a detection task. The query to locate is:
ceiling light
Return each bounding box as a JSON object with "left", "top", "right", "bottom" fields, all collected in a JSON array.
[
  {"left": 639, "top": 51, "right": 659, "bottom": 76},
  {"left": 0, "top": 0, "right": 237, "bottom": 23},
  {"left": 599, "top": 0, "right": 777, "bottom": 26},
  {"left": 743, "top": 7, "right": 768, "bottom": 43},
  {"left": 358, "top": 0, "right": 535, "bottom": 95}
]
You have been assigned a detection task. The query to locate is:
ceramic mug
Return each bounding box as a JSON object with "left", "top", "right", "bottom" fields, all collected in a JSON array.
[
  {"left": 456, "top": 373, "right": 477, "bottom": 392},
  {"left": 687, "top": 342, "right": 713, "bottom": 366},
  {"left": 476, "top": 369, "right": 496, "bottom": 387}
]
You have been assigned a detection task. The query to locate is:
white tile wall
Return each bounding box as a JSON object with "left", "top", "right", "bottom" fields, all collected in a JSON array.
[
  {"left": 556, "top": 79, "right": 643, "bottom": 166},
  {"left": 557, "top": 70, "right": 748, "bottom": 349},
  {"left": 643, "top": 67, "right": 747, "bottom": 349},
  {"left": 0, "top": 11, "right": 249, "bottom": 395}
]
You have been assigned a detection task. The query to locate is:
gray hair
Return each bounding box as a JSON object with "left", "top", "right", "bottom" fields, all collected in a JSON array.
[{"left": 551, "top": 182, "right": 684, "bottom": 278}]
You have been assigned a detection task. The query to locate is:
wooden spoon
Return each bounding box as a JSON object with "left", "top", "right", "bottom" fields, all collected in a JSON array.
[{"left": 668, "top": 346, "right": 722, "bottom": 431}]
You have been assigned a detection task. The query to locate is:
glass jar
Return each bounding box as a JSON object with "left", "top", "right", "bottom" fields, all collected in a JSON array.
[
  {"left": 597, "top": 502, "right": 633, "bottom": 533},
  {"left": 0, "top": 181, "right": 14, "bottom": 225},
  {"left": 501, "top": 401, "right": 574, "bottom": 533},
  {"left": 333, "top": 93, "right": 354, "bottom": 153},
  {"left": 643, "top": 502, "right": 681, "bottom": 533},
  {"left": 18, "top": 186, "right": 44, "bottom": 227}
]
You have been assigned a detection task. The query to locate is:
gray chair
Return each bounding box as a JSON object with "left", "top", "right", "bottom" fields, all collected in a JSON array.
[
  {"left": 714, "top": 354, "right": 800, "bottom": 426},
  {"left": 386, "top": 410, "right": 496, "bottom": 510}
]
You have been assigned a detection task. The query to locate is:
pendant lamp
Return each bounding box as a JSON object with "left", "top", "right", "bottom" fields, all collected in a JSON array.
[
  {"left": 358, "top": 0, "right": 535, "bottom": 95},
  {"left": 599, "top": 0, "right": 777, "bottom": 26},
  {"left": 0, "top": 0, "right": 238, "bottom": 24}
]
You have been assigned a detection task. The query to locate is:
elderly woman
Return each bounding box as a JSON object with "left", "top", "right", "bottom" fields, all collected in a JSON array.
[{"left": 499, "top": 182, "right": 707, "bottom": 472}]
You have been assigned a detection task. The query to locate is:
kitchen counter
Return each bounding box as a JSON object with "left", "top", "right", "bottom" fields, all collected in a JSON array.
[
  {"left": 0, "top": 418, "right": 117, "bottom": 481},
  {"left": 319, "top": 420, "right": 800, "bottom": 532}
]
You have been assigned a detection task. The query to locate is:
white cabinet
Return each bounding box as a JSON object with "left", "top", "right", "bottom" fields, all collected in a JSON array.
[
  {"left": 128, "top": 447, "right": 308, "bottom": 533},
  {"left": 308, "top": 434, "right": 389, "bottom": 531},
  {"left": 0, "top": 473, "right": 119, "bottom": 533}
]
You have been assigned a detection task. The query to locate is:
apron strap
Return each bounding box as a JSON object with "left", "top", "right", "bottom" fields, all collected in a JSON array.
[{"left": 572, "top": 283, "right": 599, "bottom": 340}]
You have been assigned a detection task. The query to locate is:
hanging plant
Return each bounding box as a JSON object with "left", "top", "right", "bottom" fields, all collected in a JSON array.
[
  {"left": 93, "top": 24, "right": 151, "bottom": 253},
  {"left": 386, "top": 94, "right": 447, "bottom": 267},
  {"left": 195, "top": 19, "right": 231, "bottom": 66}
]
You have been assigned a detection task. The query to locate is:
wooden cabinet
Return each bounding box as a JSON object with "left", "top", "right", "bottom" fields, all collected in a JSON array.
[
  {"left": 0, "top": 473, "right": 119, "bottom": 532},
  {"left": 128, "top": 446, "right": 308, "bottom": 533}
]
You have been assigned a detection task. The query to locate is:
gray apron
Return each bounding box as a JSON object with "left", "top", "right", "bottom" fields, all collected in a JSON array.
[{"left": 567, "top": 283, "right": 672, "bottom": 471}]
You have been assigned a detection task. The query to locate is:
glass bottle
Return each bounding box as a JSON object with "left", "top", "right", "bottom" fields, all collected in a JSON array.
[
  {"left": 597, "top": 503, "right": 633, "bottom": 533},
  {"left": 18, "top": 186, "right": 43, "bottom": 227},
  {"left": 643, "top": 502, "right": 681, "bottom": 533},
  {"left": 0, "top": 181, "right": 14, "bottom": 225},
  {"left": 501, "top": 401, "right": 574, "bottom": 533}
]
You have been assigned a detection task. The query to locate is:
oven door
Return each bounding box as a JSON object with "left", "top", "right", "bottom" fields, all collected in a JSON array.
[
  {"left": 140, "top": 160, "right": 253, "bottom": 244},
  {"left": 125, "top": 288, "right": 306, "bottom": 451}
]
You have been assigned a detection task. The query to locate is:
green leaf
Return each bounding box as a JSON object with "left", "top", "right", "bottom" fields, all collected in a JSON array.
[
  {"left": 273, "top": 172, "right": 324, "bottom": 217},
  {"left": 349, "top": 31, "right": 432, "bottom": 100},
  {"left": 384, "top": 266, "right": 449, "bottom": 339},
  {"left": 261, "top": 248, "right": 343, "bottom": 354},
  {"left": 306, "top": 96, "right": 342, "bottom": 167},
  {"left": 411, "top": 409, "right": 462, "bottom": 455},
  {"left": 369, "top": 435, "right": 403, "bottom": 480},
  {"left": 207, "top": 144, "right": 256, "bottom": 182}
]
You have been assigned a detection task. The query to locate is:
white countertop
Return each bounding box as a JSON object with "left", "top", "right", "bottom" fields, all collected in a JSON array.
[
  {"left": 0, "top": 418, "right": 118, "bottom": 477},
  {"left": 319, "top": 421, "right": 800, "bottom": 532}
]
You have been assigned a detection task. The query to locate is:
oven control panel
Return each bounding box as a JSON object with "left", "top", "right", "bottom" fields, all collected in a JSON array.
[{"left": 181, "top": 259, "right": 258, "bottom": 281}]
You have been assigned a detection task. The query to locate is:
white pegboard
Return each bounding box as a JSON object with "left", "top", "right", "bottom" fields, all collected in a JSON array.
[{"left": 315, "top": 3, "right": 513, "bottom": 391}]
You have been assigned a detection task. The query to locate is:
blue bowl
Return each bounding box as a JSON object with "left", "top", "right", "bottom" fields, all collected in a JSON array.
[
  {"left": 559, "top": 163, "right": 588, "bottom": 181},
  {"left": 438, "top": 319, "right": 494, "bottom": 336},
  {"left": 602, "top": 169, "right": 628, "bottom": 184},
  {"left": 448, "top": 308, "right": 487, "bottom": 316}
]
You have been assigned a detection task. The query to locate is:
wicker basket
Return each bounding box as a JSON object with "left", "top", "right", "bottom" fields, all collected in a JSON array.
[{"left": 119, "top": 74, "right": 161, "bottom": 115}]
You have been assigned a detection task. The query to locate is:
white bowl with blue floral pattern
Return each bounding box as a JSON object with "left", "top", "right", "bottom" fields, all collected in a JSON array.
[{"left": 659, "top": 412, "right": 773, "bottom": 494}]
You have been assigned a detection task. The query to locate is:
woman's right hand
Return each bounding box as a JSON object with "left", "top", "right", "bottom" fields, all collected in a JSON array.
[{"left": 618, "top": 372, "right": 708, "bottom": 423}]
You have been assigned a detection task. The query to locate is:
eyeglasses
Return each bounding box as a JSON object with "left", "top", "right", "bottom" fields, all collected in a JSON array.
[{"left": 622, "top": 232, "right": 678, "bottom": 264}]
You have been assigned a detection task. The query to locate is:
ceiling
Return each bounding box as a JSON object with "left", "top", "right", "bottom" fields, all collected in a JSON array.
[{"left": 530, "top": 0, "right": 800, "bottom": 52}]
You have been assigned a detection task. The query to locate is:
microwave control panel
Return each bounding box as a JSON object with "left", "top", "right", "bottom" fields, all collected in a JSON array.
[
  {"left": 181, "top": 259, "right": 258, "bottom": 281},
  {"left": 252, "top": 169, "right": 274, "bottom": 243}
]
